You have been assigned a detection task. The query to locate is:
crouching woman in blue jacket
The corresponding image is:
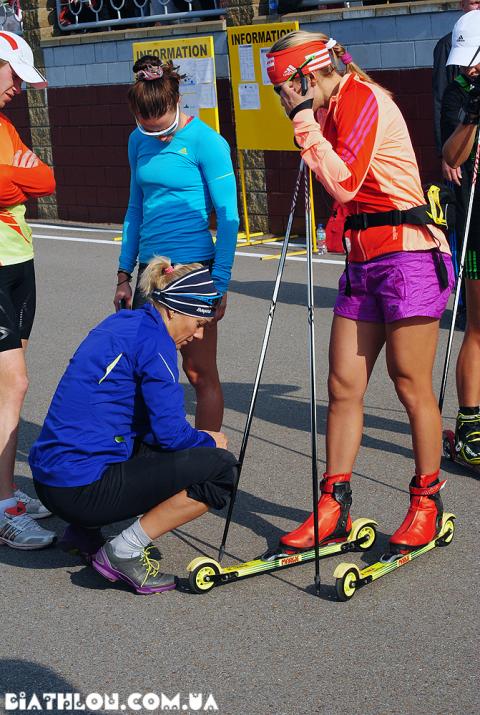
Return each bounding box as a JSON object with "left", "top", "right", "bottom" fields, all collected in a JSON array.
[{"left": 29, "top": 257, "right": 237, "bottom": 595}]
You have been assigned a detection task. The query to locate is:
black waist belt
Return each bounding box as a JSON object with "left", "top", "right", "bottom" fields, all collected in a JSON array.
[{"left": 345, "top": 204, "right": 430, "bottom": 231}]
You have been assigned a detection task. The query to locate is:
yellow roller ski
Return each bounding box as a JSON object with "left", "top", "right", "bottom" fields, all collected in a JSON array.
[
  {"left": 333, "top": 513, "right": 455, "bottom": 602},
  {"left": 187, "top": 518, "right": 377, "bottom": 594}
]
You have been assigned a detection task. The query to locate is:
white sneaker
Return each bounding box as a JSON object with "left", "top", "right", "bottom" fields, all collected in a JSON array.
[
  {"left": 14, "top": 488, "right": 52, "bottom": 519},
  {"left": 0, "top": 502, "right": 56, "bottom": 549}
]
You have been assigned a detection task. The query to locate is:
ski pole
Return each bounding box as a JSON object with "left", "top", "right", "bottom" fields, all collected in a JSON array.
[
  {"left": 439, "top": 129, "right": 480, "bottom": 413},
  {"left": 218, "top": 159, "right": 306, "bottom": 561},
  {"left": 304, "top": 167, "right": 321, "bottom": 597}
]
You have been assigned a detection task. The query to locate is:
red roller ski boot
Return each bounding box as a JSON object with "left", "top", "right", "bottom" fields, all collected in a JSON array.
[
  {"left": 280, "top": 473, "right": 352, "bottom": 550},
  {"left": 389, "top": 470, "right": 446, "bottom": 555}
]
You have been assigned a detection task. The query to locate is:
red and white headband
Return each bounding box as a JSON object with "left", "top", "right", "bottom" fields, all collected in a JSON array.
[{"left": 266, "top": 39, "right": 337, "bottom": 85}]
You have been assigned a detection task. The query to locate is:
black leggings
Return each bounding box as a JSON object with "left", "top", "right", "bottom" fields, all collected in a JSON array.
[{"left": 34, "top": 443, "right": 238, "bottom": 528}]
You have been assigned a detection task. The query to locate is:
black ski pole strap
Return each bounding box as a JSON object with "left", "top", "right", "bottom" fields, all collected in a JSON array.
[
  {"left": 289, "top": 98, "right": 314, "bottom": 120},
  {"left": 342, "top": 236, "right": 352, "bottom": 297},
  {"left": 433, "top": 249, "right": 450, "bottom": 290}
]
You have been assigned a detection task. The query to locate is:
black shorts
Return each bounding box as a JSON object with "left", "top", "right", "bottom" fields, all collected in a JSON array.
[
  {"left": 34, "top": 443, "right": 237, "bottom": 528},
  {"left": 132, "top": 259, "right": 214, "bottom": 309},
  {"left": 0, "top": 259, "right": 36, "bottom": 352}
]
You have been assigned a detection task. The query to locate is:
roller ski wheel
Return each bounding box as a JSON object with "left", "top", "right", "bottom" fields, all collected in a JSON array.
[
  {"left": 442, "top": 428, "right": 480, "bottom": 474},
  {"left": 185, "top": 518, "right": 377, "bottom": 595},
  {"left": 333, "top": 513, "right": 455, "bottom": 601},
  {"left": 436, "top": 515, "right": 456, "bottom": 546},
  {"left": 442, "top": 430, "right": 455, "bottom": 461},
  {"left": 335, "top": 565, "right": 360, "bottom": 602},
  {"left": 188, "top": 558, "right": 221, "bottom": 594},
  {"left": 348, "top": 520, "right": 377, "bottom": 551}
]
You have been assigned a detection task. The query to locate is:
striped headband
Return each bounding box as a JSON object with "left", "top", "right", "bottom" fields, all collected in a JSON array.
[
  {"left": 150, "top": 267, "right": 221, "bottom": 318},
  {"left": 266, "top": 39, "right": 337, "bottom": 85}
]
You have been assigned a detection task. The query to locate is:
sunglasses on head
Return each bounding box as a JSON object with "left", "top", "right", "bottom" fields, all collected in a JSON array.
[{"left": 135, "top": 105, "right": 180, "bottom": 137}]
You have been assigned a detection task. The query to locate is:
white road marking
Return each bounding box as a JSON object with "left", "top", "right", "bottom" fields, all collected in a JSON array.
[
  {"left": 33, "top": 234, "right": 116, "bottom": 246},
  {"left": 32, "top": 232, "right": 344, "bottom": 265},
  {"left": 31, "top": 223, "right": 119, "bottom": 233}
]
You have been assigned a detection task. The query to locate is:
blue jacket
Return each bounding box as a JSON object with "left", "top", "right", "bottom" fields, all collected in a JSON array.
[{"left": 29, "top": 304, "right": 215, "bottom": 487}]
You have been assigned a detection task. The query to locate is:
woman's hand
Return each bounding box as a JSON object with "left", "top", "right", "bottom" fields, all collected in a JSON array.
[
  {"left": 212, "top": 294, "right": 227, "bottom": 323},
  {"left": 114, "top": 274, "right": 133, "bottom": 311},
  {"left": 442, "top": 158, "right": 462, "bottom": 186},
  {"left": 12, "top": 149, "right": 39, "bottom": 169},
  {"left": 277, "top": 80, "right": 314, "bottom": 117},
  {"left": 202, "top": 430, "right": 228, "bottom": 449}
]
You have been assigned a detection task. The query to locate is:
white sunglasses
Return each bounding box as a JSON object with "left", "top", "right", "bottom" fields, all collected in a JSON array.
[{"left": 135, "top": 105, "right": 180, "bottom": 137}]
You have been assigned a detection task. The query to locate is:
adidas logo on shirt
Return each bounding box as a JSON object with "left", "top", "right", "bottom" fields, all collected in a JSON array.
[
  {"left": 458, "top": 34, "right": 465, "bottom": 42},
  {"left": 179, "top": 147, "right": 188, "bottom": 155}
]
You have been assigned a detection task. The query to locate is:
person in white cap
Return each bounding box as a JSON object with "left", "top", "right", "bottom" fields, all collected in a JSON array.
[
  {"left": 433, "top": 0, "right": 480, "bottom": 185},
  {"left": 0, "top": 30, "right": 56, "bottom": 549},
  {"left": 442, "top": 10, "right": 480, "bottom": 465}
]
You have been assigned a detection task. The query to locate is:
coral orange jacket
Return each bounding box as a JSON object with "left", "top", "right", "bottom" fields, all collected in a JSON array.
[{"left": 293, "top": 74, "right": 450, "bottom": 263}]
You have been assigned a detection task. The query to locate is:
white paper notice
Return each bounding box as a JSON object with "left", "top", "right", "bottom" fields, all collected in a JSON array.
[
  {"left": 180, "top": 59, "right": 197, "bottom": 85},
  {"left": 182, "top": 92, "right": 200, "bottom": 116},
  {"left": 195, "top": 57, "right": 214, "bottom": 84},
  {"left": 239, "top": 83, "right": 260, "bottom": 110},
  {"left": 238, "top": 44, "right": 255, "bottom": 82},
  {"left": 260, "top": 48, "right": 272, "bottom": 85},
  {"left": 199, "top": 83, "right": 216, "bottom": 109}
]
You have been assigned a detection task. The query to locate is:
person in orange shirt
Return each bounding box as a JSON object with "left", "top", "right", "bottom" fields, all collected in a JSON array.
[
  {"left": 267, "top": 31, "right": 454, "bottom": 556},
  {"left": 0, "top": 31, "right": 56, "bottom": 549}
]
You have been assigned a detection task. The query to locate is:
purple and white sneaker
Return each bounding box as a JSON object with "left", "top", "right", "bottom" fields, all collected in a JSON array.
[
  {"left": 91, "top": 541, "right": 177, "bottom": 595},
  {"left": 59, "top": 524, "right": 106, "bottom": 562}
]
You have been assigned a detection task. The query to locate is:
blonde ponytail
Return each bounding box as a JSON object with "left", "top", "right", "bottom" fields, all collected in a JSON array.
[{"left": 139, "top": 256, "right": 204, "bottom": 303}]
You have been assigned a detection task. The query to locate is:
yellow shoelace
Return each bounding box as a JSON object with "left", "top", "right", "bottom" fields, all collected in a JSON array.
[{"left": 140, "top": 546, "right": 162, "bottom": 587}]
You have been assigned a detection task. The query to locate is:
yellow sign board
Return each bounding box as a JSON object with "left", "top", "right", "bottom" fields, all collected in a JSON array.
[
  {"left": 227, "top": 22, "right": 299, "bottom": 151},
  {"left": 132, "top": 37, "right": 219, "bottom": 132}
]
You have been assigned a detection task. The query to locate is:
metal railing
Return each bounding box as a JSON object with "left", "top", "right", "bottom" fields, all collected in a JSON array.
[
  {"left": 0, "top": 0, "right": 23, "bottom": 32},
  {"left": 55, "top": 0, "right": 226, "bottom": 32}
]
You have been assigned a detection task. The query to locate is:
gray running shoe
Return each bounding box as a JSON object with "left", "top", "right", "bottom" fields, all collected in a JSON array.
[
  {"left": 0, "top": 502, "right": 56, "bottom": 549},
  {"left": 91, "top": 541, "right": 176, "bottom": 595},
  {"left": 15, "top": 488, "right": 52, "bottom": 519}
]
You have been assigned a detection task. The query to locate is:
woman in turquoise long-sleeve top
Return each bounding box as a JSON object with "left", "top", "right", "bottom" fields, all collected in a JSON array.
[{"left": 114, "top": 55, "right": 240, "bottom": 431}]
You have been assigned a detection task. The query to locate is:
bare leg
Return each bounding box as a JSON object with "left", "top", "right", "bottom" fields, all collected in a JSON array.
[
  {"left": 456, "top": 279, "right": 480, "bottom": 406},
  {"left": 181, "top": 322, "right": 223, "bottom": 430},
  {"left": 386, "top": 317, "right": 441, "bottom": 475},
  {"left": 140, "top": 490, "right": 208, "bottom": 540},
  {"left": 327, "top": 316, "right": 385, "bottom": 474},
  {"left": 0, "top": 347, "right": 28, "bottom": 500}
]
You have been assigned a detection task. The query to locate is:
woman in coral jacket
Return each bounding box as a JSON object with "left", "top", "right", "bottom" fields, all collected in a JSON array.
[
  {"left": 0, "top": 31, "right": 56, "bottom": 550},
  {"left": 267, "top": 31, "right": 454, "bottom": 556}
]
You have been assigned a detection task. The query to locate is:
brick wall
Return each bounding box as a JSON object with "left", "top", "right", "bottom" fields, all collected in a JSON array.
[
  {"left": 46, "top": 67, "right": 440, "bottom": 229},
  {"left": 49, "top": 78, "right": 236, "bottom": 223},
  {"left": 36, "top": 3, "right": 457, "bottom": 230}
]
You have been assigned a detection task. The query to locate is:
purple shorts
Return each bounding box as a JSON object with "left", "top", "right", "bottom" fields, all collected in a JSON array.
[{"left": 334, "top": 251, "right": 454, "bottom": 324}]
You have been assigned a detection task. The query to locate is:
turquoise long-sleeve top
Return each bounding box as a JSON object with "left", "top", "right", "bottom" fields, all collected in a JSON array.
[{"left": 119, "top": 118, "right": 239, "bottom": 295}]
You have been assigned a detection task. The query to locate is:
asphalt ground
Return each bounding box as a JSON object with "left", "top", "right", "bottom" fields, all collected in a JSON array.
[{"left": 1, "top": 223, "right": 477, "bottom": 715}]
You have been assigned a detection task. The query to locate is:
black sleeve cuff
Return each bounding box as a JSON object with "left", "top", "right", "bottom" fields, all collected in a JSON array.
[{"left": 289, "top": 99, "right": 314, "bottom": 120}]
